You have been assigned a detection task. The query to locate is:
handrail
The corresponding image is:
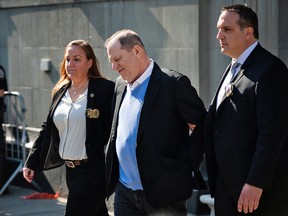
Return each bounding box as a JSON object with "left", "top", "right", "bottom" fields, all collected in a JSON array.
[{"left": 0, "top": 91, "right": 27, "bottom": 196}]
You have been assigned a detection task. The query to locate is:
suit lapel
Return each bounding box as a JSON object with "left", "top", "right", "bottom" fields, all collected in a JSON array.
[
  {"left": 218, "top": 68, "right": 246, "bottom": 106},
  {"left": 137, "top": 63, "right": 161, "bottom": 145},
  {"left": 110, "top": 78, "right": 126, "bottom": 140},
  {"left": 86, "top": 79, "right": 98, "bottom": 137},
  {"left": 214, "top": 43, "right": 264, "bottom": 112},
  {"left": 210, "top": 64, "right": 231, "bottom": 109},
  {"left": 48, "top": 83, "right": 69, "bottom": 119}
]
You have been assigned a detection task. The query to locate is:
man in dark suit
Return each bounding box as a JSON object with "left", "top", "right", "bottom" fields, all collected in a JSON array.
[
  {"left": 204, "top": 4, "right": 288, "bottom": 215},
  {"left": 104, "top": 29, "right": 206, "bottom": 215}
]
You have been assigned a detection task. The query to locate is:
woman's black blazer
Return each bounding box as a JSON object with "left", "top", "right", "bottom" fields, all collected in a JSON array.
[{"left": 25, "top": 77, "right": 114, "bottom": 183}]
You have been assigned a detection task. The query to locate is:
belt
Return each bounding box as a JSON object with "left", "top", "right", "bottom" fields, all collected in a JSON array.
[{"left": 64, "top": 159, "right": 88, "bottom": 168}]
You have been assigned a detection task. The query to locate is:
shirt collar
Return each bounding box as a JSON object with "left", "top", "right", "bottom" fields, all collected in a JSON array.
[
  {"left": 234, "top": 41, "right": 258, "bottom": 65},
  {"left": 127, "top": 59, "right": 154, "bottom": 91}
]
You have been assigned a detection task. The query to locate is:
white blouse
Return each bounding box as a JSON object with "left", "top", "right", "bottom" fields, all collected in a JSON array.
[{"left": 53, "top": 89, "right": 88, "bottom": 160}]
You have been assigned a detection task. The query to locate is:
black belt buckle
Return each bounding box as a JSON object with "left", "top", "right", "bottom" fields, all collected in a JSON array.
[{"left": 65, "top": 161, "right": 75, "bottom": 168}]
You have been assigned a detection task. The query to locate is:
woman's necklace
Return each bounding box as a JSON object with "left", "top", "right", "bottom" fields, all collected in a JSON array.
[{"left": 70, "top": 80, "right": 88, "bottom": 96}]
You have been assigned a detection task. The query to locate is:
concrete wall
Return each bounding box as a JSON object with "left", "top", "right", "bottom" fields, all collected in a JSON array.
[{"left": 0, "top": 0, "right": 200, "bottom": 127}]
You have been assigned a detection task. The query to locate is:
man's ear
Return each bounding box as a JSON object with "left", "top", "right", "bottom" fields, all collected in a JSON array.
[
  {"left": 133, "top": 45, "right": 142, "bottom": 59},
  {"left": 245, "top": 27, "right": 254, "bottom": 38}
]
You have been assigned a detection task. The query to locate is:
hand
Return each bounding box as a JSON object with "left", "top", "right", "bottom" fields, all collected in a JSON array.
[
  {"left": 187, "top": 123, "right": 196, "bottom": 132},
  {"left": 237, "top": 183, "right": 263, "bottom": 214},
  {"left": 23, "top": 167, "right": 35, "bottom": 183},
  {"left": 0, "top": 89, "right": 4, "bottom": 97}
]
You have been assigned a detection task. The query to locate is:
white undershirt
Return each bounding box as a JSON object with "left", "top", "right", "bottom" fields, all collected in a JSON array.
[{"left": 53, "top": 89, "right": 88, "bottom": 160}]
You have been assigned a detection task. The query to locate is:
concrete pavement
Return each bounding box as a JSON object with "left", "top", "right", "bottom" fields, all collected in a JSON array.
[
  {"left": 0, "top": 186, "right": 67, "bottom": 216},
  {"left": 0, "top": 186, "right": 116, "bottom": 216},
  {"left": 0, "top": 186, "right": 209, "bottom": 216}
]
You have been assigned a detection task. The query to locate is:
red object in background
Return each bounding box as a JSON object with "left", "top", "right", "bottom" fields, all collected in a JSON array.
[{"left": 21, "top": 191, "right": 59, "bottom": 199}]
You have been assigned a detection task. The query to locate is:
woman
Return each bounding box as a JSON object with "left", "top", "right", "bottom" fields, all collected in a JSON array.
[{"left": 23, "top": 40, "right": 114, "bottom": 216}]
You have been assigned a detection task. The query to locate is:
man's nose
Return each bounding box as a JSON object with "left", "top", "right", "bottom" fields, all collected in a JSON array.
[{"left": 216, "top": 30, "right": 222, "bottom": 40}]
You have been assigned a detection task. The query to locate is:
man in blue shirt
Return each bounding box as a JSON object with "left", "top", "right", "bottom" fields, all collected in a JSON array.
[{"left": 104, "top": 29, "right": 207, "bottom": 215}]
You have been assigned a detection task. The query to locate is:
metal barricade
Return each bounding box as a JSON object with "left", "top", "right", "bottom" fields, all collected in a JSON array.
[{"left": 0, "top": 91, "right": 27, "bottom": 196}]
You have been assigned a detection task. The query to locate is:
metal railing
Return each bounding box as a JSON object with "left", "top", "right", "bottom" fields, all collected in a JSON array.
[{"left": 0, "top": 91, "right": 27, "bottom": 196}]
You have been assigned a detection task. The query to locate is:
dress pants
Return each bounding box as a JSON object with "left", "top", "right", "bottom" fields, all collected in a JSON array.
[
  {"left": 114, "top": 182, "right": 187, "bottom": 216},
  {"left": 215, "top": 174, "right": 288, "bottom": 216},
  {"left": 65, "top": 163, "right": 108, "bottom": 216}
]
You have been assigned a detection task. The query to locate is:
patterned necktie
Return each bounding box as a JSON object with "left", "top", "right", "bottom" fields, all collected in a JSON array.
[
  {"left": 216, "top": 61, "right": 240, "bottom": 109},
  {"left": 230, "top": 61, "right": 241, "bottom": 80}
]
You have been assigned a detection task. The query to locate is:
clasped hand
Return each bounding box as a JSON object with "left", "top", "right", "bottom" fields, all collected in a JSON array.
[{"left": 23, "top": 167, "right": 35, "bottom": 183}]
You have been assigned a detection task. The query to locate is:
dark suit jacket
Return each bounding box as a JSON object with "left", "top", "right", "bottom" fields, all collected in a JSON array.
[
  {"left": 105, "top": 62, "right": 207, "bottom": 207},
  {"left": 204, "top": 44, "right": 288, "bottom": 203},
  {"left": 25, "top": 78, "right": 114, "bottom": 185}
]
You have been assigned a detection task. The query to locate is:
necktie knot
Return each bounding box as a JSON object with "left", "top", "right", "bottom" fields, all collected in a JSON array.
[{"left": 231, "top": 61, "right": 241, "bottom": 78}]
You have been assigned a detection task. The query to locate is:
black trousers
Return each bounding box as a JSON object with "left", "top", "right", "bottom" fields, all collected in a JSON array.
[
  {"left": 65, "top": 163, "right": 108, "bottom": 216},
  {"left": 215, "top": 175, "right": 288, "bottom": 216},
  {"left": 114, "top": 182, "right": 187, "bottom": 216}
]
